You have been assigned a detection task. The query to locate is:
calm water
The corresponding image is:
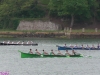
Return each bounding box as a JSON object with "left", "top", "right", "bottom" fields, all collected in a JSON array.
[{"left": 0, "top": 38, "right": 100, "bottom": 75}]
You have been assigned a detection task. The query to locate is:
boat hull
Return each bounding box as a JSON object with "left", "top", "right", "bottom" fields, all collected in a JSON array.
[
  {"left": 19, "top": 51, "right": 83, "bottom": 58},
  {"left": 57, "top": 46, "right": 100, "bottom": 50},
  {"left": 21, "top": 52, "right": 41, "bottom": 58},
  {"left": 43, "top": 55, "right": 66, "bottom": 57},
  {"left": 0, "top": 43, "right": 38, "bottom": 46}
]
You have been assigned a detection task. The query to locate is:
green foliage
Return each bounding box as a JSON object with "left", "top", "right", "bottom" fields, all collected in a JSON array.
[
  {"left": 0, "top": 18, "right": 19, "bottom": 30},
  {"left": 16, "top": 6, "right": 45, "bottom": 18},
  {"left": 48, "top": 0, "right": 100, "bottom": 25},
  {"left": 0, "top": 0, "right": 100, "bottom": 29},
  {"left": 0, "top": 0, "right": 46, "bottom": 29},
  {"left": 40, "top": 0, "right": 50, "bottom": 5},
  {"left": 49, "top": 0, "right": 91, "bottom": 19}
]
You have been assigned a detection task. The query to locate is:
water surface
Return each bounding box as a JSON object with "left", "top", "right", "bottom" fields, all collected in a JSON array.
[{"left": 0, "top": 38, "right": 100, "bottom": 75}]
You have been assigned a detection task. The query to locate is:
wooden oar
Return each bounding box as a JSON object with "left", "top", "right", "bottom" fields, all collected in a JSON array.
[{"left": 18, "top": 50, "right": 22, "bottom": 53}]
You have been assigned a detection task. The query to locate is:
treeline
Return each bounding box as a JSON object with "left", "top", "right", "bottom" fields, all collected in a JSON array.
[{"left": 0, "top": 0, "right": 100, "bottom": 29}]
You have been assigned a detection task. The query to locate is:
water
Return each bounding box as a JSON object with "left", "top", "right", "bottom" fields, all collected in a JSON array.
[{"left": 0, "top": 38, "right": 100, "bottom": 75}]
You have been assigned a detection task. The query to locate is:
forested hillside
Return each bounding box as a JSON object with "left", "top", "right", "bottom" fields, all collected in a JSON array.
[{"left": 0, "top": 0, "right": 100, "bottom": 30}]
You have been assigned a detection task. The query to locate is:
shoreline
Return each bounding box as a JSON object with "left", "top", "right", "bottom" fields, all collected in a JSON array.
[{"left": 0, "top": 31, "right": 100, "bottom": 39}]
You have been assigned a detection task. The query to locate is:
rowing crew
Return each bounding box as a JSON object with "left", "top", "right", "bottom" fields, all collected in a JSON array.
[
  {"left": 2, "top": 41, "right": 34, "bottom": 44},
  {"left": 29, "top": 49, "right": 80, "bottom": 56},
  {"left": 64, "top": 44, "right": 100, "bottom": 48}
]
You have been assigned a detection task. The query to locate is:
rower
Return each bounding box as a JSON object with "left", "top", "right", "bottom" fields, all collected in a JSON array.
[
  {"left": 72, "top": 50, "right": 76, "bottom": 55},
  {"left": 86, "top": 44, "right": 90, "bottom": 50},
  {"left": 64, "top": 44, "right": 67, "bottom": 47},
  {"left": 72, "top": 50, "right": 80, "bottom": 55},
  {"left": 17, "top": 41, "right": 20, "bottom": 44},
  {"left": 29, "top": 49, "right": 33, "bottom": 54},
  {"left": 65, "top": 50, "right": 71, "bottom": 56},
  {"left": 3, "top": 41, "right": 5, "bottom": 43},
  {"left": 74, "top": 44, "right": 78, "bottom": 48},
  {"left": 35, "top": 49, "right": 41, "bottom": 55},
  {"left": 70, "top": 44, "right": 73, "bottom": 47},
  {"left": 97, "top": 44, "right": 100, "bottom": 48},
  {"left": 81, "top": 44, "right": 84, "bottom": 48},
  {"left": 42, "top": 50, "right": 48, "bottom": 55},
  {"left": 7, "top": 40, "right": 10, "bottom": 44},
  {"left": 27, "top": 41, "right": 29, "bottom": 44},
  {"left": 92, "top": 44, "right": 95, "bottom": 48},
  {"left": 64, "top": 44, "right": 70, "bottom": 54},
  {"left": 12, "top": 42, "right": 14, "bottom": 44},
  {"left": 31, "top": 41, "right": 33, "bottom": 44},
  {"left": 57, "top": 50, "right": 63, "bottom": 55},
  {"left": 22, "top": 41, "right": 24, "bottom": 44},
  {"left": 50, "top": 49, "right": 55, "bottom": 55}
]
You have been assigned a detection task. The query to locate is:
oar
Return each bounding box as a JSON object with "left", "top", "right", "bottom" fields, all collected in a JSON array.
[
  {"left": 82, "top": 54, "right": 92, "bottom": 58},
  {"left": 56, "top": 45, "right": 59, "bottom": 47},
  {"left": 18, "top": 50, "right": 22, "bottom": 53}
]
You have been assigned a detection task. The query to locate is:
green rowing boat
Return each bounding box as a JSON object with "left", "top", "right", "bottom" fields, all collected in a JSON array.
[{"left": 18, "top": 50, "right": 83, "bottom": 58}]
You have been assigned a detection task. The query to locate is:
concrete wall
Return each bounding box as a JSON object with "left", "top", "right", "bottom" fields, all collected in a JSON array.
[{"left": 17, "top": 20, "right": 60, "bottom": 30}]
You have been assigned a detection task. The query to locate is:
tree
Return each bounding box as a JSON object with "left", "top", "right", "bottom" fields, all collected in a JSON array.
[
  {"left": 0, "top": 0, "right": 38, "bottom": 29},
  {"left": 87, "top": 0, "right": 99, "bottom": 25},
  {"left": 49, "top": 0, "right": 91, "bottom": 27}
]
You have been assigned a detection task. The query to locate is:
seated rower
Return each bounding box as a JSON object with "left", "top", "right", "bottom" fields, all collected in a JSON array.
[
  {"left": 65, "top": 50, "right": 71, "bottom": 56},
  {"left": 72, "top": 50, "right": 80, "bottom": 55},
  {"left": 29, "top": 49, "right": 33, "bottom": 54},
  {"left": 74, "top": 44, "right": 78, "bottom": 48},
  {"left": 86, "top": 44, "right": 90, "bottom": 48},
  {"left": 42, "top": 50, "right": 49, "bottom": 55},
  {"left": 35, "top": 49, "right": 41, "bottom": 55},
  {"left": 92, "top": 44, "right": 95, "bottom": 48},
  {"left": 64, "top": 44, "right": 67, "bottom": 47},
  {"left": 50, "top": 49, "right": 55, "bottom": 55},
  {"left": 3, "top": 41, "right": 5, "bottom": 43},
  {"left": 81, "top": 44, "right": 84, "bottom": 48},
  {"left": 97, "top": 44, "right": 100, "bottom": 48},
  {"left": 57, "top": 50, "right": 63, "bottom": 55},
  {"left": 70, "top": 44, "right": 74, "bottom": 48}
]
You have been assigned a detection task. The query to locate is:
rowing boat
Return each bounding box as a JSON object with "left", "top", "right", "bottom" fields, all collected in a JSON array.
[
  {"left": 57, "top": 46, "right": 100, "bottom": 50},
  {"left": 0, "top": 42, "right": 38, "bottom": 46},
  {"left": 18, "top": 50, "right": 83, "bottom": 58}
]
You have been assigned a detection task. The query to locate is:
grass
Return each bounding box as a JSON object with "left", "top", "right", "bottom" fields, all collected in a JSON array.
[
  {"left": 0, "top": 29, "right": 99, "bottom": 38},
  {"left": 0, "top": 29, "right": 99, "bottom": 34}
]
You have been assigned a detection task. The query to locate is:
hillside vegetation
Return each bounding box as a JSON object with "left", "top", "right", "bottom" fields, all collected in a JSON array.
[{"left": 0, "top": 0, "right": 100, "bottom": 30}]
